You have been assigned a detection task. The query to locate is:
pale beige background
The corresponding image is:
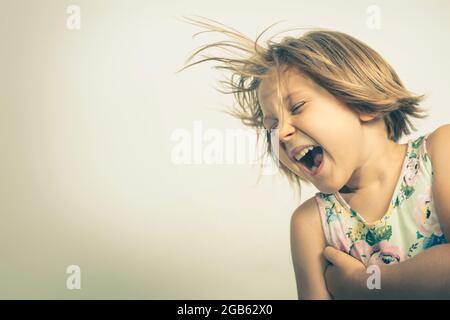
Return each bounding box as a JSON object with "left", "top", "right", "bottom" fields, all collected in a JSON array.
[{"left": 0, "top": 0, "right": 449, "bottom": 299}]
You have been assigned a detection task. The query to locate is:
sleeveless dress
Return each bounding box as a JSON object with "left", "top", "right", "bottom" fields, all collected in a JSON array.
[{"left": 315, "top": 133, "right": 448, "bottom": 266}]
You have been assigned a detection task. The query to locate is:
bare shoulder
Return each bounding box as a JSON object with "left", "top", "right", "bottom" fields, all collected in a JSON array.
[
  {"left": 290, "top": 196, "right": 323, "bottom": 239},
  {"left": 426, "top": 125, "right": 450, "bottom": 238},
  {"left": 290, "top": 195, "right": 327, "bottom": 256},
  {"left": 426, "top": 124, "right": 450, "bottom": 161},
  {"left": 290, "top": 195, "right": 331, "bottom": 299}
]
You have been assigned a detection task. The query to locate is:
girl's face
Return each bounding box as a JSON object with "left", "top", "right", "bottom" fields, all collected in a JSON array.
[{"left": 257, "top": 67, "right": 371, "bottom": 193}]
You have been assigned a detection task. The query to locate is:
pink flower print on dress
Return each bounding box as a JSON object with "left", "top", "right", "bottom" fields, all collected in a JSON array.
[
  {"left": 330, "top": 220, "right": 352, "bottom": 254},
  {"left": 367, "top": 240, "right": 405, "bottom": 265},
  {"left": 349, "top": 240, "right": 372, "bottom": 264},
  {"left": 403, "top": 157, "right": 419, "bottom": 186},
  {"left": 414, "top": 190, "right": 443, "bottom": 237}
]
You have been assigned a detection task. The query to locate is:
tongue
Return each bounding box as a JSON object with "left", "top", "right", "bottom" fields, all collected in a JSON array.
[
  {"left": 308, "top": 153, "right": 323, "bottom": 173},
  {"left": 313, "top": 152, "right": 323, "bottom": 167}
]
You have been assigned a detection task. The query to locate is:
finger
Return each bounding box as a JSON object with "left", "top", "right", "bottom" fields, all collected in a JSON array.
[
  {"left": 323, "top": 246, "right": 347, "bottom": 265},
  {"left": 322, "top": 246, "right": 337, "bottom": 263}
]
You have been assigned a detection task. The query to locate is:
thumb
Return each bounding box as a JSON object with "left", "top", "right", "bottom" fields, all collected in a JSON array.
[{"left": 323, "top": 246, "right": 348, "bottom": 266}]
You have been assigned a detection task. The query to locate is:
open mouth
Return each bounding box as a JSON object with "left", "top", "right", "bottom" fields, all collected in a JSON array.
[{"left": 294, "top": 146, "right": 324, "bottom": 175}]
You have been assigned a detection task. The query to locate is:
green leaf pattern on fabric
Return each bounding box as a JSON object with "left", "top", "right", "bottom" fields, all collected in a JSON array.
[{"left": 365, "top": 225, "right": 392, "bottom": 246}]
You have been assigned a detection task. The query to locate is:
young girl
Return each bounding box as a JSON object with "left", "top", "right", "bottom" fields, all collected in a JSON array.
[{"left": 178, "top": 16, "right": 450, "bottom": 299}]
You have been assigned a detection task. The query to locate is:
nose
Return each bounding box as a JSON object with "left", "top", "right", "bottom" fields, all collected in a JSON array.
[{"left": 277, "top": 120, "right": 295, "bottom": 143}]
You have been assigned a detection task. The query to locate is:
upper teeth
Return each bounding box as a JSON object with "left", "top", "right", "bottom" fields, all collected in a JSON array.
[{"left": 294, "top": 146, "right": 314, "bottom": 161}]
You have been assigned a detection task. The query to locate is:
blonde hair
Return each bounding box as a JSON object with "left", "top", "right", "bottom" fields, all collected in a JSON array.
[{"left": 177, "top": 16, "right": 427, "bottom": 196}]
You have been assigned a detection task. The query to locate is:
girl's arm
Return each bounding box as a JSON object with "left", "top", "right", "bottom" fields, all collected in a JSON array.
[
  {"left": 370, "top": 244, "right": 450, "bottom": 299},
  {"left": 323, "top": 242, "right": 450, "bottom": 299},
  {"left": 290, "top": 197, "right": 332, "bottom": 299}
]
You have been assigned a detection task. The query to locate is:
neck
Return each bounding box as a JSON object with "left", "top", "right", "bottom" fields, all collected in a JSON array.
[{"left": 342, "top": 129, "right": 407, "bottom": 194}]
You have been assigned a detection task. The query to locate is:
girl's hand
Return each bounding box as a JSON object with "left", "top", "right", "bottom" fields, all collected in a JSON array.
[{"left": 323, "top": 246, "right": 368, "bottom": 299}]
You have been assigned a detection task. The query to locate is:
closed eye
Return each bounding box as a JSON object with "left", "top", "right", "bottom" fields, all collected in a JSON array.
[
  {"left": 264, "top": 101, "right": 305, "bottom": 132},
  {"left": 291, "top": 101, "right": 305, "bottom": 113}
]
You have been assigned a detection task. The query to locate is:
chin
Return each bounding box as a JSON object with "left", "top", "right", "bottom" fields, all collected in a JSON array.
[
  {"left": 314, "top": 181, "right": 345, "bottom": 194},
  {"left": 316, "top": 186, "right": 339, "bottom": 194}
]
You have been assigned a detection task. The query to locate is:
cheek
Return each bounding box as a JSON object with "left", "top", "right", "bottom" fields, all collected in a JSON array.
[
  {"left": 330, "top": 149, "right": 357, "bottom": 186},
  {"left": 313, "top": 147, "right": 358, "bottom": 193}
]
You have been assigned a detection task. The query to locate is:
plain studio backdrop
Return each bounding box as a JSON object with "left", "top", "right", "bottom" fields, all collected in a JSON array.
[{"left": 0, "top": 0, "right": 449, "bottom": 299}]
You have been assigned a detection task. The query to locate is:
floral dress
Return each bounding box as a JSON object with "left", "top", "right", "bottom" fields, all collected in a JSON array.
[{"left": 315, "top": 134, "right": 448, "bottom": 266}]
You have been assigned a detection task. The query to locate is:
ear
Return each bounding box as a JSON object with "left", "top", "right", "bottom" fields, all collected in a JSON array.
[{"left": 359, "top": 113, "right": 379, "bottom": 122}]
